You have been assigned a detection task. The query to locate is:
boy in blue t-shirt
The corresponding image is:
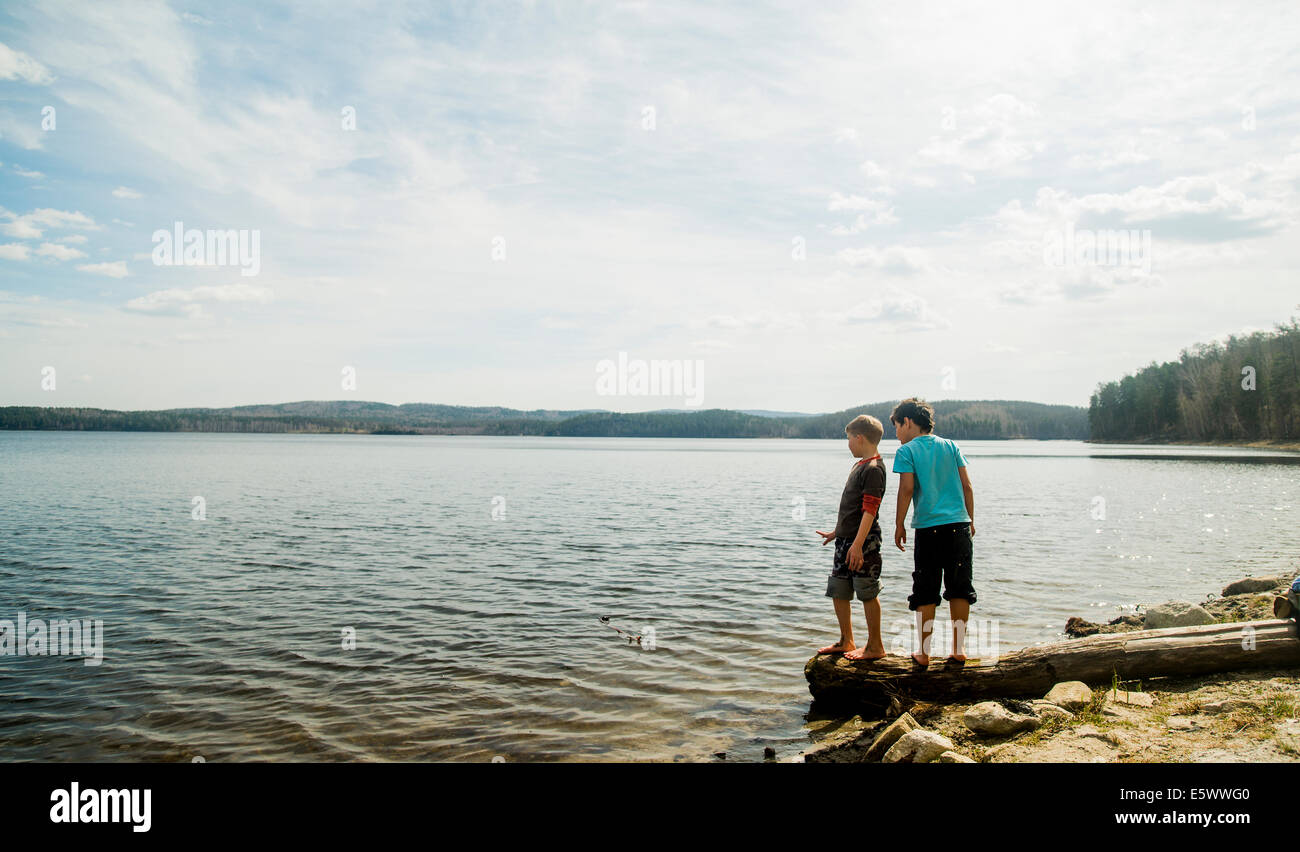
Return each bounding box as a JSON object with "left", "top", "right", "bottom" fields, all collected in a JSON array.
[{"left": 890, "top": 398, "right": 975, "bottom": 667}]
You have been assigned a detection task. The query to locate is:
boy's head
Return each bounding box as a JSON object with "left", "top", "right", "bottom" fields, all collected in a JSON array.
[
  {"left": 844, "top": 414, "right": 884, "bottom": 457},
  {"left": 890, "top": 398, "right": 934, "bottom": 444}
]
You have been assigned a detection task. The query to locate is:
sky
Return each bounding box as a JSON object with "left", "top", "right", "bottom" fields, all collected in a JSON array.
[{"left": 1, "top": 0, "right": 1299, "bottom": 413}]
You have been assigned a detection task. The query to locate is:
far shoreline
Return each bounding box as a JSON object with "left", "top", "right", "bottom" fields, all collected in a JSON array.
[
  {"left": 4, "top": 429, "right": 1300, "bottom": 453},
  {"left": 1087, "top": 437, "right": 1300, "bottom": 453}
]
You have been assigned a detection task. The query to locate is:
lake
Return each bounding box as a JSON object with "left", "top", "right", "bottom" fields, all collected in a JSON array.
[{"left": 1, "top": 433, "right": 1297, "bottom": 761}]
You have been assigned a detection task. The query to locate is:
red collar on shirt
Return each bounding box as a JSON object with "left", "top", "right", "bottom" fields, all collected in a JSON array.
[{"left": 855, "top": 454, "right": 882, "bottom": 465}]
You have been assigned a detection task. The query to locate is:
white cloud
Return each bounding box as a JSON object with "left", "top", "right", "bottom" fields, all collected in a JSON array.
[
  {"left": 77, "top": 261, "right": 129, "bottom": 278},
  {"left": 0, "top": 42, "right": 53, "bottom": 84},
  {"left": 111, "top": 186, "right": 142, "bottom": 199},
  {"left": 991, "top": 166, "right": 1292, "bottom": 248},
  {"left": 0, "top": 207, "right": 98, "bottom": 239},
  {"left": 702, "top": 311, "right": 803, "bottom": 332},
  {"left": 36, "top": 242, "right": 86, "bottom": 260},
  {"left": 13, "top": 165, "right": 44, "bottom": 178},
  {"left": 828, "top": 195, "right": 899, "bottom": 233},
  {"left": 916, "top": 94, "right": 1044, "bottom": 173},
  {"left": 18, "top": 317, "right": 87, "bottom": 329},
  {"left": 0, "top": 112, "right": 45, "bottom": 150},
  {"left": 836, "top": 245, "right": 932, "bottom": 276},
  {"left": 0, "top": 243, "right": 31, "bottom": 261},
  {"left": 838, "top": 288, "right": 949, "bottom": 331},
  {"left": 124, "top": 283, "right": 273, "bottom": 317},
  {"left": 859, "top": 160, "right": 887, "bottom": 180},
  {"left": 828, "top": 193, "right": 887, "bottom": 212}
]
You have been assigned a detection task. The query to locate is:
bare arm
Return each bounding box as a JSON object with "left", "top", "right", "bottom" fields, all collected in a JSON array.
[
  {"left": 959, "top": 465, "right": 975, "bottom": 536},
  {"left": 845, "top": 508, "right": 877, "bottom": 571},
  {"left": 852, "top": 509, "right": 876, "bottom": 548},
  {"left": 894, "top": 472, "right": 914, "bottom": 551}
]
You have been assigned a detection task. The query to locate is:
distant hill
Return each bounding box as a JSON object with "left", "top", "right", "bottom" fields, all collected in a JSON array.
[{"left": 0, "top": 399, "right": 1089, "bottom": 439}]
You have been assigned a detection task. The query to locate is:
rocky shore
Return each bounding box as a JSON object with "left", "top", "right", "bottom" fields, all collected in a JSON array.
[
  {"left": 1065, "top": 574, "right": 1294, "bottom": 638},
  {"left": 797, "top": 572, "right": 1300, "bottom": 763}
]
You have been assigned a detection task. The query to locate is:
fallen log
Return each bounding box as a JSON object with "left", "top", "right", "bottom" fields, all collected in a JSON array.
[{"left": 805, "top": 619, "right": 1300, "bottom": 713}]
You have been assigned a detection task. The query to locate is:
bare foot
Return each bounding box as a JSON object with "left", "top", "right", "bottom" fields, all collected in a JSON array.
[
  {"left": 818, "top": 641, "right": 855, "bottom": 654},
  {"left": 911, "top": 653, "right": 930, "bottom": 667},
  {"left": 945, "top": 654, "right": 967, "bottom": 665},
  {"left": 844, "top": 646, "right": 886, "bottom": 661}
]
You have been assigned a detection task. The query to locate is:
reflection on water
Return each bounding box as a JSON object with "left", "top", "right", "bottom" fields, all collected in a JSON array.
[{"left": 1, "top": 433, "right": 1296, "bottom": 761}]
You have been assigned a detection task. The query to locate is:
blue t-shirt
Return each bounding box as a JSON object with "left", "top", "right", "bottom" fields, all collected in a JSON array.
[{"left": 892, "top": 434, "right": 970, "bottom": 529}]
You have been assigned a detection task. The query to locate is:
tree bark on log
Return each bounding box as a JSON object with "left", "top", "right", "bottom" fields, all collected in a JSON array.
[{"left": 805, "top": 619, "right": 1300, "bottom": 712}]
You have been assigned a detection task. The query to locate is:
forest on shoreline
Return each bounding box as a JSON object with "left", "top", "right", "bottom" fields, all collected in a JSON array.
[{"left": 1090, "top": 319, "right": 1300, "bottom": 443}]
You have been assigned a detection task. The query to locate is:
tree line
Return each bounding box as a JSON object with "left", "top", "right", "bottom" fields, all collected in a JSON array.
[
  {"left": 0, "top": 399, "right": 1089, "bottom": 440},
  {"left": 1089, "top": 318, "right": 1300, "bottom": 443}
]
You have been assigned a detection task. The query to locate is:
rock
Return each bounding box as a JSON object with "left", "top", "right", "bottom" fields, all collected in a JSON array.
[
  {"left": 1030, "top": 701, "right": 1073, "bottom": 722},
  {"left": 763, "top": 746, "right": 776, "bottom": 760},
  {"left": 1065, "top": 617, "right": 1100, "bottom": 637},
  {"left": 883, "top": 729, "right": 954, "bottom": 764},
  {"left": 1201, "top": 698, "right": 1261, "bottom": 715},
  {"left": 963, "top": 701, "right": 1041, "bottom": 736},
  {"left": 1144, "top": 601, "right": 1216, "bottom": 629},
  {"left": 1044, "top": 681, "right": 1093, "bottom": 711},
  {"left": 1221, "top": 576, "right": 1285, "bottom": 596},
  {"left": 936, "top": 750, "right": 976, "bottom": 763},
  {"left": 1105, "top": 688, "right": 1155, "bottom": 707},
  {"left": 863, "top": 712, "right": 919, "bottom": 762},
  {"left": 1167, "top": 717, "right": 1196, "bottom": 730}
]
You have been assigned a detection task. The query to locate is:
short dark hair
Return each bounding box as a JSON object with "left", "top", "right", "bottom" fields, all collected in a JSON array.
[{"left": 890, "top": 398, "right": 934, "bottom": 432}]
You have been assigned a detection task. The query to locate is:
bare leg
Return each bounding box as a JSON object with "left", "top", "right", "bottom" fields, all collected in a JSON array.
[
  {"left": 913, "top": 604, "right": 936, "bottom": 666},
  {"left": 948, "top": 598, "right": 970, "bottom": 661},
  {"left": 818, "top": 598, "right": 856, "bottom": 653},
  {"left": 845, "top": 598, "right": 885, "bottom": 660}
]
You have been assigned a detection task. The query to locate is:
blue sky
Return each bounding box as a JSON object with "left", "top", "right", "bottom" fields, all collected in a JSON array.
[{"left": 2, "top": 0, "right": 1299, "bottom": 411}]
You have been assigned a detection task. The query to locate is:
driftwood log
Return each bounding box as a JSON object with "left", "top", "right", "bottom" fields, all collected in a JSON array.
[{"left": 805, "top": 619, "right": 1300, "bottom": 712}]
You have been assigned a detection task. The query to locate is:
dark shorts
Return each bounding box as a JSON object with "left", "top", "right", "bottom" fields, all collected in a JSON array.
[
  {"left": 908, "top": 522, "right": 975, "bottom": 610},
  {"left": 826, "top": 536, "right": 882, "bottom": 602}
]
